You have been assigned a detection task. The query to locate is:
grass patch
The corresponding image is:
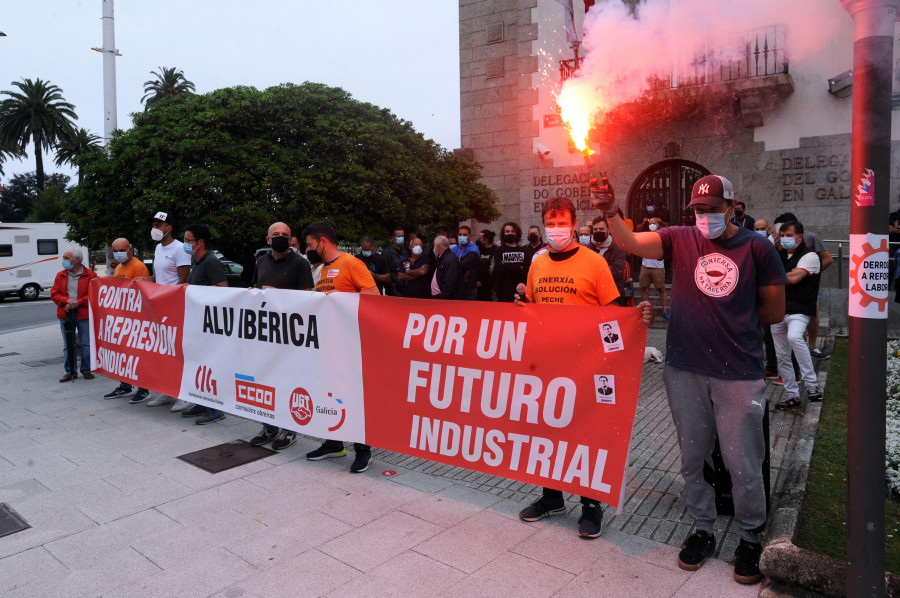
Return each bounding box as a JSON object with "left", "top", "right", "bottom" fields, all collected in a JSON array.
[{"left": 793, "top": 338, "right": 900, "bottom": 573}]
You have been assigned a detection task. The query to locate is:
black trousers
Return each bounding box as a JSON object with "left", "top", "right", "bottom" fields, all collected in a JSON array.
[
  {"left": 542, "top": 487, "right": 599, "bottom": 507},
  {"left": 322, "top": 439, "right": 370, "bottom": 454}
]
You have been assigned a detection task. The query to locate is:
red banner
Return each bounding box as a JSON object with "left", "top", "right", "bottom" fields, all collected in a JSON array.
[{"left": 89, "top": 279, "right": 647, "bottom": 507}]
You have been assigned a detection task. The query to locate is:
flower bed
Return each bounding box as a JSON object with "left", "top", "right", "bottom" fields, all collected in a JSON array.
[{"left": 887, "top": 341, "right": 900, "bottom": 496}]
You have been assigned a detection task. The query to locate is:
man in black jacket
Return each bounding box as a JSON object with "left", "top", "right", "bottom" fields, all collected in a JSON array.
[
  {"left": 431, "top": 236, "right": 462, "bottom": 299},
  {"left": 590, "top": 216, "right": 628, "bottom": 305}
]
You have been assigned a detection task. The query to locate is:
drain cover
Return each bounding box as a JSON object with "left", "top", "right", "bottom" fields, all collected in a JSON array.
[
  {"left": 0, "top": 503, "right": 31, "bottom": 538},
  {"left": 177, "top": 440, "right": 276, "bottom": 473}
]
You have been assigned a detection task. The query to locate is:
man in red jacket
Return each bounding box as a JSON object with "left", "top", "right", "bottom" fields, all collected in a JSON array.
[{"left": 50, "top": 248, "right": 97, "bottom": 382}]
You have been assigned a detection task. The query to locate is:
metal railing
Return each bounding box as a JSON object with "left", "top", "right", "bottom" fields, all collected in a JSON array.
[{"left": 823, "top": 239, "right": 900, "bottom": 290}]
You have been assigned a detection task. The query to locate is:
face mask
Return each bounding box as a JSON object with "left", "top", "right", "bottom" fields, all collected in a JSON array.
[
  {"left": 290, "top": 246, "right": 299, "bottom": 253},
  {"left": 114, "top": 251, "right": 128, "bottom": 263},
  {"left": 647, "top": 205, "right": 655, "bottom": 213},
  {"left": 271, "top": 236, "right": 290, "bottom": 253},
  {"left": 458, "top": 236, "right": 468, "bottom": 246},
  {"left": 183, "top": 243, "right": 194, "bottom": 255},
  {"left": 695, "top": 212, "right": 727, "bottom": 239},
  {"left": 756, "top": 230, "right": 768, "bottom": 237},
  {"left": 395, "top": 236, "right": 404, "bottom": 246},
  {"left": 545, "top": 227, "right": 573, "bottom": 251},
  {"left": 527, "top": 233, "right": 539, "bottom": 244},
  {"left": 306, "top": 248, "right": 323, "bottom": 264},
  {"left": 361, "top": 250, "right": 372, "bottom": 257},
  {"left": 593, "top": 232, "right": 608, "bottom": 243},
  {"left": 504, "top": 233, "right": 517, "bottom": 245},
  {"left": 412, "top": 245, "right": 423, "bottom": 256},
  {"left": 649, "top": 223, "right": 658, "bottom": 232},
  {"left": 62, "top": 260, "right": 73, "bottom": 270},
  {"left": 781, "top": 236, "right": 798, "bottom": 251},
  {"left": 579, "top": 235, "right": 591, "bottom": 245},
  {"left": 151, "top": 228, "right": 165, "bottom": 242}
]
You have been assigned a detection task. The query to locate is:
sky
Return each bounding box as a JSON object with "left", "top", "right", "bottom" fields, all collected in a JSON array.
[{"left": 0, "top": 0, "right": 462, "bottom": 183}]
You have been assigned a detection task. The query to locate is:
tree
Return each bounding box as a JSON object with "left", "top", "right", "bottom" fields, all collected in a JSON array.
[
  {"left": 0, "top": 171, "right": 70, "bottom": 222},
  {"left": 0, "top": 78, "right": 78, "bottom": 191},
  {"left": 142, "top": 67, "right": 196, "bottom": 108},
  {"left": 0, "top": 139, "right": 26, "bottom": 176},
  {"left": 64, "top": 83, "right": 499, "bottom": 268},
  {"left": 28, "top": 182, "right": 67, "bottom": 222},
  {"left": 54, "top": 128, "right": 102, "bottom": 184}
]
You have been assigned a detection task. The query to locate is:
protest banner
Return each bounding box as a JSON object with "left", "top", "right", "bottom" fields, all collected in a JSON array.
[{"left": 90, "top": 278, "right": 647, "bottom": 507}]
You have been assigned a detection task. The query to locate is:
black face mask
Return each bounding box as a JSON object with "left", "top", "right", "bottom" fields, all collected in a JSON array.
[
  {"left": 271, "top": 236, "right": 290, "bottom": 253},
  {"left": 593, "top": 232, "right": 608, "bottom": 243},
  {"left": 527, "top": 233, "right": 539, "bottom": 244},
  {"left": 306, "top": 247, "right": 323, "bottom": 264},
  {"left": 504, "top": 233, "right": 517, "bottom": 245}
]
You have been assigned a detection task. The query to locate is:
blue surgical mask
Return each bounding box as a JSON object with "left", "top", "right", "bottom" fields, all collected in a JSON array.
[
  {"left": 695, "top": 212, "right": 727, "bottom": 239},
  {"left": 114, "top": 251, "right": 128, "bottom": 263},
  {"left": 579, "top": 235, "right": 591, "bottom": 245},
  {"left": 361, "top": 250, "right": 372, "bottom": 257},
  {"left": 183, "top": 243, "right": 194, "bottom": 255},
  {"left": 781, "top": 236, "right": 798, "bottom": 251},
  {"left": 458, "top": 236, "right": 468, "bottom": 246},
  {"left": 62, "top": 260, "right": 73, "bottom": 270},
  {"left": 756, "top": 230, "right": 768, "bottom": 237},
  {"left": 395, "top": 236, "right": 404, "bottom": 245}
]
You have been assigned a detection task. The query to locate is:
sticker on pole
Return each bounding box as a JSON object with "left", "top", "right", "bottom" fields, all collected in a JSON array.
[
  {"left": 849, "top": 233, "right": 889, "bottom": 319},
  {"left": 856, "top": 168, "right": 875, "bottom": 207}
]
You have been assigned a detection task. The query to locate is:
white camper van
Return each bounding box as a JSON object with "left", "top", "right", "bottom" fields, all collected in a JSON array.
[{"left": 0, "top": 223, "right": 89, "bottom": 301}]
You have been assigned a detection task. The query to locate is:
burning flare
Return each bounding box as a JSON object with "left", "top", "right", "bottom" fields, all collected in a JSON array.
[{"left": 556, "top": 77, "right": 601, "bottom": 152}]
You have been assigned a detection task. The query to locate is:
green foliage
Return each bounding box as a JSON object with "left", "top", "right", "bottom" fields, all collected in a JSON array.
[
  {"left": 54, "top": 127, "right": 103, "bottom": 183},
  {"left": 0, "top": 171, "right": 69, "bottom": 222},
  {"left": 64, "top": 82, "right": 499, "bottom": 269},
  {"left": 794, "top": 339, "right": 900, "bottom": 573},
  {"left": 27, "top": 182, "right": 67, "bottom": 222},
  {"left": 142, "top": 67, "right": 196, "bottom": 108},
  {"left": 0, "top": 78, "right": 78, "bottom": 190}
]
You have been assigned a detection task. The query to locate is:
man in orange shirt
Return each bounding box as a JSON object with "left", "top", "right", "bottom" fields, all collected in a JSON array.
[
  {"left": 302, "top": 221, "right": 380, "bottom": 473},
  {"left": 103, "top": 238, "right": 152, "bottom": 401},
  {"left": 515, "top": 197, "right": 655, "bottom": 539}
]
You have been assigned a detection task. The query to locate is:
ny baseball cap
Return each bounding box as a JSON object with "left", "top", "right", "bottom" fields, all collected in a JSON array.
[
  {"left": 687, "top": 175, "right": 734, "bottom": 208},
  {"left": 152, "top": 211, "right": 172, "bottom": 223}
]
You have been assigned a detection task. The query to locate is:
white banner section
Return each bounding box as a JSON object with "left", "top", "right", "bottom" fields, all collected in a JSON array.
[{"left": 178, "top": 287, "right": 366, "bottom": 442}]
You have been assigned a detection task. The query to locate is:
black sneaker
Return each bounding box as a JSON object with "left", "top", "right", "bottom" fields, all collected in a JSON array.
[
  {"left": 195, "top": 411, "right": 225, "bottom": 425},
  {"left": 129, "top": 389, "right": 150, "bottom": 404},
  {"left": 733, "top": 539, "right": 763, "bottom": 584},
  {"left": 306, "top": 444, "right": 347, "bottom": 461},
  {"left": 181, "top": 405, "right": 208, "bottom": 417},
  {"left": 809, "top": 348, "right": 830, "bottom": 359},
  {"left": 578, "top": 503, "right": 603, "bottom": 538},
  {"left": 249, "top": 426, "right": 279, "bottom": 447},
  {"left": 805, "top": 385, "right": 823, "bottom": 402},
  {"left": 677, "top": 530, "right": 716, "bottom": 571},
  {"left": 774, "top": 395, "right": 801, "bottom": 411},
  {"left": 350, "top": 452, "right": 372, "bottom": 473},
  {"left": 104, "top": 385, "right": 133, "bottom": 399},
  {"left": 271, "top": 432, "right": 297, "bottom": 451},
  {"left": 518, "top": 496, "right": 566, "bottom": 522}
]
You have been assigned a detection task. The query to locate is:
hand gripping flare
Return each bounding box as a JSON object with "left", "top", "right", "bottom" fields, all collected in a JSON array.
[{"left": 590, "top": 177, "right": 618, "bottom": 217}]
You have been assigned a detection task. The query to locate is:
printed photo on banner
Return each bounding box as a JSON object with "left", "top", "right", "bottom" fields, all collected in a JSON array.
[
  {"left": 594, "top": 374, "right": 616, "bottom": 405},
  {"left": 600, "top": 321, "right": 623, "bottom": 352}
]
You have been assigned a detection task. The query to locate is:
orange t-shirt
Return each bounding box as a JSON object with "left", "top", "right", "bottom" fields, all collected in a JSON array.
[
  {"left": 315, "top": 252, "right": 376, "bottom": 293},
  {"left": 113, "top": 258, "right": 150, "bottom": 280},
  {"left": 526, "top": 245, "right": 619, "bottom": 306}
]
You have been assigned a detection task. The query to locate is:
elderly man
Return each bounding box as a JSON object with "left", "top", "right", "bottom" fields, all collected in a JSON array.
[
  {"left": 104, "top": 238, "right": 151, "bottom": 400},
  {"left": 51, "top": 248, "right": 97, "bottom": 382},
  {"left": 431, "top": 235, "right": 462, "bottom": 299}
]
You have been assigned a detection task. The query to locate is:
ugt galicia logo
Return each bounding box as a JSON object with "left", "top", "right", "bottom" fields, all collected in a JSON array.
[
  {"left": 289, "top": 388, "right": 346, "bottom": 431},
  {"left": 694, "top": 253, "right": 739, "bottom": 297}
]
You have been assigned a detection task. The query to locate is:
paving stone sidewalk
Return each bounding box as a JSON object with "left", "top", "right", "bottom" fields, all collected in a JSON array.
[{"left": 0, "top": 323, "right": 815, "bottom": 597}]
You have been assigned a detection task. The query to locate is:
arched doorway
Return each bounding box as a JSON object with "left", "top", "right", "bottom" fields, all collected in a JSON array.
[{"left": 626, "top": 160, "right": 710, "bottom": 228}]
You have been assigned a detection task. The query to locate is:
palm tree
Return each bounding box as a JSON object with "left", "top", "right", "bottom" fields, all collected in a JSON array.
[
  {"left": 142, "top": 67, "right": 196, "bottom": 108},
  {"left": 0, "top": 140, "right": 25, "bottom": 177},
  {"left": 0, "top": 78, "right": 77, "bottom": 190},
  {"left": 54, "top": 128, "right": 102, "bottom": 184}
]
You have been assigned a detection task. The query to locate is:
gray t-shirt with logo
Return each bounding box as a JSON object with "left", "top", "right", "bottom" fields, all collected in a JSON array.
[{"left": 657, "top": 225, "right": 787, "bottom": 380}]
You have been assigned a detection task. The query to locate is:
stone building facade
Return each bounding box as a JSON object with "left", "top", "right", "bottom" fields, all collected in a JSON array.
[{"left": 458, "top": 0, "right": 900, "bottom": 292}]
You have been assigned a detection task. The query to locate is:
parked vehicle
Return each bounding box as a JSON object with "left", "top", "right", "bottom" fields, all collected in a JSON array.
[
  {"left": 0, "top": 223, "right": 89, "bottom": 301},
  {"left": 220, "top": 260, "right": 247, "bottom": 287}
]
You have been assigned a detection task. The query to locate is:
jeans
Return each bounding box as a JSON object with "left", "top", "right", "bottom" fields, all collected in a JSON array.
[
  {"left": 59, "top": 317, "right": 91, "bottom": 374},
  {"left": 772, "top": 314, "right": 817, "bottom": 397}
]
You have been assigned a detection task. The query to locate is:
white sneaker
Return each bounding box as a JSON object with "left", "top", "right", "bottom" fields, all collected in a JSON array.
[
  {"left": 171, "top": 400, "right": 194, "bottom": 413},
  {"left": 146, "top": 395, "right": 174, "bottom": 407}
]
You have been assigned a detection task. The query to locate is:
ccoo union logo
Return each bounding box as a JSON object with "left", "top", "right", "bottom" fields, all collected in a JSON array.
[
  {"left": 694, "top": 253, "right": 739, "bottom": 298},
  {"left": 234, "top": 374, "right": 275, "bottom": 411}
]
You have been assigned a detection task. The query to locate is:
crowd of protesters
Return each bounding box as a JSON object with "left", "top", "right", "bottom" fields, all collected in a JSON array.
[{"left": 49, "top": 171, "right": 837, "bottom": 588}]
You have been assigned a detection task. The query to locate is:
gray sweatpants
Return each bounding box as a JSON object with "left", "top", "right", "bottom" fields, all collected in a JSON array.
[{"left": 663, "top": 365, "right": 767, "bottom": 543}]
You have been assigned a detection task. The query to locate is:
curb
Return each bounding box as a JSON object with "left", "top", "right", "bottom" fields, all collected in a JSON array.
[{"left": 759, "top": 334, "right": 899, "bottom": 597}]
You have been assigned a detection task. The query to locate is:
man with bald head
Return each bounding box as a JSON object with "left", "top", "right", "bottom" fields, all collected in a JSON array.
[
  {"left": 753, "top": 219, "right": 770, "bottom": 239},
  {"left": 51, "top": 248, "right": 97, "bottom": 382},
  {"left": 248, "top": 221, "right": 314, "bottom": 451},
  {"left": 104, "top": 238, "right": 152, "bottom": 400}
]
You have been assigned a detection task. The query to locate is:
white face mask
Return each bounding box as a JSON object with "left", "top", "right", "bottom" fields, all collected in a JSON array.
[
  {"left": 649, "top": 223, "right": 658, "bottom": 232},
  {"left": 412, "top": 245, "right": 423, "bottom": 256},
  {"left": 545, "top": 227, "right": 573, "bottom": 251},
  {"left": 151, "top": 228, "right": 165, "bottom": 242}
]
